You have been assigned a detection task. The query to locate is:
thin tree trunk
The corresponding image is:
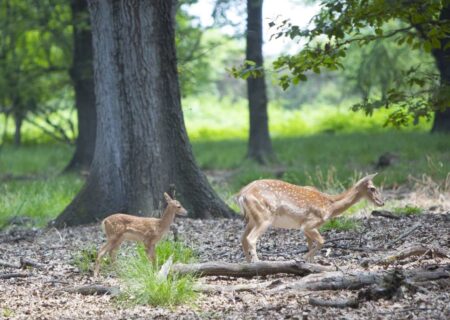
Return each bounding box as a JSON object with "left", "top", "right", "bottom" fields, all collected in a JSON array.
[
  {"left": 431, "top": 4, "right": 450, "bottom": 133},
  {"left": 64, "top": 0, "right": 96, "bottom": 172},
  {"left": 246, "top": 0, "right": 275, "bottom": 163},
  {"left": 13, "top": 112, "right": 22, "bottom": 147},
  {"left": 53, "top": 0, "right": 234, "bottom": 227}
]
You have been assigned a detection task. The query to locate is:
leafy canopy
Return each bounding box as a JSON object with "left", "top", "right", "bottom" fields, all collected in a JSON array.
[{"left": 235, "top": 0, "right": 450, "bottom": 127}]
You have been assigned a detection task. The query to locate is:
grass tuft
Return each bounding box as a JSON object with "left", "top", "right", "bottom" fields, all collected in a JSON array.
[{"left": 116, "top": 240, "right": 197, "bottom": 307}]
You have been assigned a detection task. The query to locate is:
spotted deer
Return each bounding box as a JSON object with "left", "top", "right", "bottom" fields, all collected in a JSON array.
[
  {"left": 236, "top": 173, "right": 384, "bottom": 263},
  {"left": 94, "top": 193, "right": 187, "bottom": 277}
]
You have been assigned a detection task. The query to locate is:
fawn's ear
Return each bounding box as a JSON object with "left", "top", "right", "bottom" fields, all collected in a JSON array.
[
  {"left": 356, "top": 173, "right": 378, "bottom": 186},
  {"left": 164, "top": 192, "right": 172, "bottom": 203}
]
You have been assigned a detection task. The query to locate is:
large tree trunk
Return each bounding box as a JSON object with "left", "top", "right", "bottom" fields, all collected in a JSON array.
[
  {"left": 246, "top": 0, "right": 275, "bottom": 163},
  {"left": 431, "top": 4, "right": 450, "bottom": 133},
  {"left": 53, "top": 0, "right": 234, "bottom": 227},
  {"left": 64, "top": 0, "right": 96, "bottom": 172}
]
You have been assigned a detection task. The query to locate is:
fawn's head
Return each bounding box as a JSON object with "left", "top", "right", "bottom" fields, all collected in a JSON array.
[
  {"left": 355, "top": 173, "right": 384, "bottom": 206},
  {"left": 164, "top": 192, "right": 188, "bottom": 216}
]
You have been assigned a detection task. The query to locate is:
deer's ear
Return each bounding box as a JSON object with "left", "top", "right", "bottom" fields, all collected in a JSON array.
[
  {"left": 356, "top": 173, "right": 378, "bottom": 186},
  {"left": 164, "top": 192, "right": 172, "bottom": 203}
]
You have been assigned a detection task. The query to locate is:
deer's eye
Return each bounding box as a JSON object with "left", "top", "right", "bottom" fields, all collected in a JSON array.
[{"left": 369, "top": 187, "right": 376, "bottom": 192}]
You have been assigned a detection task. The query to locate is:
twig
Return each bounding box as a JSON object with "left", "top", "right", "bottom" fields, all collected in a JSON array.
[
  {"left": 309, "top": 296, "right": 359, "bottom": 308},
  {"left": 387, "top": 223, "right": 421, "bottom": 247},
  {"left": 370, "top": 245, "right": 449, "bottom": 267},
  {"left": 20, "top": 257, "right": 44, "bottom": 270},
  {"left": 0, "top": 272, "right": 30, "bottom": 279},
  {"left": 58, "top": 285, "right": 120, "bottom": 296}
]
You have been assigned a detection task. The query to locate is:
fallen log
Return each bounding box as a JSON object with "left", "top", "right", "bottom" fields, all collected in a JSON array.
[
  {"left": 172, "top": 260, "right": 334, "bottom": 278},
  {"left": 273, "top": 265, "right": 449, "bottom": 292},
  {"left": 309, "top": 296, "right": 359, "bottom": 308},
  {"left": 196, "top": 265, "right": 449, "bottom": 293}
]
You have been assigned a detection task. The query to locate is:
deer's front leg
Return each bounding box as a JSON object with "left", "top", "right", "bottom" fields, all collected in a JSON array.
[
  {"left": 241, "top": 222, "right": 255, "bottom": 262},
  {"left": 145, "top": 242, "right": 156, "bottom": 265}
]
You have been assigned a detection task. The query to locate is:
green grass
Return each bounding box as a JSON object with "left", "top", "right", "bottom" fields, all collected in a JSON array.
[
  {"left": 320, "top": 217, "right": 361, "bottom": 232},
  {"left": 72, "top": 245, "right": 102, "bottom": 274},
  {"left": 0, "top": 173, "right": 84, "bottom": 227},
  {"left": 116, "top": 240, "right": 197, "bottom": 307},
  {"left": 194, "top": 132, "right": 450, "bottom": 190}
]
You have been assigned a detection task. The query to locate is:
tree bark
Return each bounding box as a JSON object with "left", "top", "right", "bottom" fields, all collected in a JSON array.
[
  {"left": 172, "top": 260, "right": 333, "bottom": 277},
  {"left": 64, "top": 0, "right": 96, "bottom": 172},
  {"left": 246, "top": 0, "right": 275, "bottom": 163},
  {"left": 431, "top": 4, "right": 450, "bottom": 133},
  {"left": 13, "top": 112, "right": 22, "bottom": 147},
  {"left": 53, "top": 0, "right": 234, "bottom": 227}
]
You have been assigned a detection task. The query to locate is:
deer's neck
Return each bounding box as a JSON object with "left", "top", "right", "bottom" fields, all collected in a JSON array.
[
  {"left": 159, "top": 207, "right": 176, "bottom": 232},
  {"left": 329, "top": 187, "right": 362, "bottom": 218}
]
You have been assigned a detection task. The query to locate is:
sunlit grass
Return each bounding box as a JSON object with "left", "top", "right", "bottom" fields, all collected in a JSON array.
[
  {"left": 116, "top": 241, "right": 197, "bottom": 307},
  {"left": 0, "top": 173, "right": 84, "bottom": 228}
]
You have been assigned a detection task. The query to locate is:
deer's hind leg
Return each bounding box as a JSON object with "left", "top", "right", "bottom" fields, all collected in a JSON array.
[
  {"left": 303, "top": 228, "right": 324, "bottom": 262},
  {"left": 94, "top": 240, "right": 113, "bottom": 277}
]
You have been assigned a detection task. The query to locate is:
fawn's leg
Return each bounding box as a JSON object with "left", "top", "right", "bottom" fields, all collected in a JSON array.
[
  {"left": 241, "top": 222, "right": 255, "bottom": 262},
  {"left": 145, "top": 242, "right": 156, "bottom": 266},
  {"left": 94, "top": 241, "right": 113, "bottom": 277},
  {"left": 109, "top": 237, "right": 124, "bottom": 263}
]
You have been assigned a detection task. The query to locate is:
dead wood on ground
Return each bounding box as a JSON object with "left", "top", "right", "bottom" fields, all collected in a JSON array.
[{"left": 172, "top": 260, "right": 333, "bottom": 278}]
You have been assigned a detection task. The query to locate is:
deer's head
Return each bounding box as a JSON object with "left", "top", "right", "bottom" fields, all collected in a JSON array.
[
  {"left": 164, "top": 192, "right": 188, "bottom": 216},
  {"left": 355, "top": 173, "right": 384, "bottom": 207}
]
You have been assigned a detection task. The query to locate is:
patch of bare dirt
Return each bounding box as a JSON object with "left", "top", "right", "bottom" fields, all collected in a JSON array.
[{"left": 1, "top": 205, "right": 449, "bottom": 319}]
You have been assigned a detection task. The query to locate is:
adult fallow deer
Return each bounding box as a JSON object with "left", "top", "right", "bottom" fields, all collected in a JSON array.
[{"left": 236, "top": 173, "right": 384, "bottom": 262}]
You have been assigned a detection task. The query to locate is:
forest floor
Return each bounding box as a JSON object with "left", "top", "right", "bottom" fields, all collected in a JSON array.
[{"left": 1, "top": 189, "right": 449, "bottom": 320}]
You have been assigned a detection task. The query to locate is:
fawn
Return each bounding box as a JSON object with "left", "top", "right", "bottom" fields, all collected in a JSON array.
[
  {"left": 93, "top": 192, "right": 187, "bottom": 276},
  {"left": 236, "top": 173, "right": 384, "bottom": 263}
]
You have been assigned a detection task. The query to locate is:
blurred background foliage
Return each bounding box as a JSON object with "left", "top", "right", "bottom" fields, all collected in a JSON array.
[{"left": 0, "top": 0, "right": 448, "bottom": 226}]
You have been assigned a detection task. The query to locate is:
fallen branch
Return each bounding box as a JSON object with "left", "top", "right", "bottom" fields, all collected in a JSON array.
[
  {"left": 20, "top": 257, "right": 44, "bottom": 270},
  {"left": 309, "top": 296, "right": 359, "bottom": 308},
  {"left": 376, "top": 245, "right": 449, "bottom": 266},
  {"left": 371, "top": 210, "right": 400, "bottom": 220},
  {"left": 59, "top": 285, "right": 120, "bottom": 296},
  {"left": 361, "top": 245, "right": 449, "bottom": 268},
  {"left": 0, "top": 272, "right": 30, "bottom": 279},
  {"left": 172, "top": 260, "right": 333, "bottom": 278},
  {"left": 387, "top": 223, "right": 421, "bottom": 248}
]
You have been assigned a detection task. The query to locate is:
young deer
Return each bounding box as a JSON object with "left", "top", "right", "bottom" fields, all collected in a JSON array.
[
  {"left": 236, "top": 173, "right": 384, "bottom": 263},
  {"left": 94, "top": 193, "right": 187, "bottom": 277}
]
